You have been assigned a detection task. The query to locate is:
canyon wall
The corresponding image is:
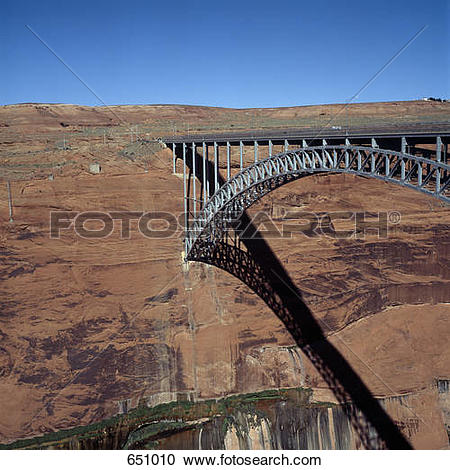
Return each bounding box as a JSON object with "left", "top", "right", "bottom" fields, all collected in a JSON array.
[
  {"left": 1, "top": 386, "right": 445, "bottom": 450},
  {"left": 0, "top": 103, "right": 449, "bottom": 449}
]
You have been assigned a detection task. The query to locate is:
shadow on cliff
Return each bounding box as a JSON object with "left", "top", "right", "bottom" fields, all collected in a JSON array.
[{"left": 180, "top": 148, "right": 412, "bottom": 449}]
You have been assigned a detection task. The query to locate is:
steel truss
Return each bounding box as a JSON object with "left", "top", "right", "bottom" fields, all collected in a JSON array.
[{"left": 185, "top": 145, "right": 450, "bottom": 260}]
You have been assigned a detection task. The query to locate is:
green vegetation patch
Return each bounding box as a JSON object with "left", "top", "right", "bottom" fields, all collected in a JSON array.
[{"left": 0, "top": 387, "right": 313, "bottom": 450}]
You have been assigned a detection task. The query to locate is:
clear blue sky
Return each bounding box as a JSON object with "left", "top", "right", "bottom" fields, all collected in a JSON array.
[{"left": 1, "top": 0, "right": 449, "bottom": 107}]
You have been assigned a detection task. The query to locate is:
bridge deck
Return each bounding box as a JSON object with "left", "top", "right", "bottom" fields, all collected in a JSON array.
[{"left": 163, "top": 124, "right": 450, "bottom": 145}]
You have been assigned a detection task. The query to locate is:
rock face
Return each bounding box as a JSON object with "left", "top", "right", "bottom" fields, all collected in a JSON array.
[
  {"left": 1, "top": 387, "right": 445, "bottom": 450},
  {"left": 0, "top": 102, "right": 449, "bottom": 449}
]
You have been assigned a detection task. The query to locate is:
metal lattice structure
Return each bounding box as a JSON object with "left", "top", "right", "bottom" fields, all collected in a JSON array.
[
  {"left": 185, "top": 145, "right": 450, "bottom": 260},
  {"left": 163, "top": 134, "right": 449, "bottom": 449}
]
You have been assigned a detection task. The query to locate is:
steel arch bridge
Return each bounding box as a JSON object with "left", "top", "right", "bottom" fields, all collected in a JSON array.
[
  {"left": 184, "top": 144, "right": 450, "bottom": 260},
  {"left": 163, "top": 133, "right": 449, "bottom": 448}
]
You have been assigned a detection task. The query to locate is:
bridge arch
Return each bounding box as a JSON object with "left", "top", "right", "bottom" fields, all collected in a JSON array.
[
  {"left": 180, "top": 144, "right": 434, "bottom": 448},
  {"left": 185, "top": 145, "right": 449, "bottom": 260}
]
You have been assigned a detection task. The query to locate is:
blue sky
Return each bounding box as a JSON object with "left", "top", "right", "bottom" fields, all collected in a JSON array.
[{"left": 1, "top": 0, "right": 449, "bottom": 107}]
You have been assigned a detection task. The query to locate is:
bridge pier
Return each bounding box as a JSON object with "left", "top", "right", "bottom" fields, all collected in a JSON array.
[
  {"left": 172, "top": 143, "right": 176, "bottom": 173},
  {"left": 202, "top": 142, "right": 207, "bottom": 205},
  {"left": 182, "top": 142, "right": 188, "bottom": 253},
  {"left": 240, "top": 141, "right": 244, "bottom": 170},
  {"left": 192, "top": 142, "right": 196, "bottom": 217},
  {"left": 214, "top": 141, "right": 219, "bottom": 194},
  {"left": 401, "top": 137, "right": 407, "bottom": 153},
  {"left": 436, "top": 137, "right": 442, "bottom": 194},
  {"left": 437, "top": 136, "right": 442, "bottom": 162},
  {"left": 227, "top": 141, "right": 231, "bottom": 179}
]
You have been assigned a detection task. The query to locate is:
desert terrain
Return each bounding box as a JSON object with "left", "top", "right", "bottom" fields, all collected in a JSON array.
[{"left": 0, "top": 100, "right": 449, "bottom": 449}]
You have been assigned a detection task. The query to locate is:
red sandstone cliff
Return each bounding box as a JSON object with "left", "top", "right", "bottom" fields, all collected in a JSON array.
[{"left": 0, "top": 101, "right": 449, "bottom": 448}]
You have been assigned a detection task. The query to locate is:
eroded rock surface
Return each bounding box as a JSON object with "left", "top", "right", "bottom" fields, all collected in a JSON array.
[{"left": 0, "top": 102, "right": 449, "bottom": 448}]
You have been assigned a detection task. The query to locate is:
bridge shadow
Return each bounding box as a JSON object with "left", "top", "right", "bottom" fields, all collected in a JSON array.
[{"left": 180, "top": 149, "right": 412, "bottom": 449}]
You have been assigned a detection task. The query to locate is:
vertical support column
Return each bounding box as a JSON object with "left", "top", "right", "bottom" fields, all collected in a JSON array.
[
  {"left": 302, "top": 139, "right": 308, "bottom": 148},
  {"left": 226, "top": 141, "right": 231, "bottom": 179},
  {"left": 401, "top": 137, "right": 407, "bottom": 154},
  {"left": 269, "top": 140, "right": 273, "bottom": 157},
  {"left": 322, "top": 139, "right": 327, "bottom": 146},
  {"left": 436, "top": 167, "right": 441, "bottom": 194},
  {"left": 214, "top": 141, "right": 218, "bottom": 194},
  {"left": 385, "top": 154, "right": 390, "bottom": 176},
  {"left": 254, "top": 140, "right": 258, "bottom": 162},
  {"left": 172, "top": 143, "right": 176, "bottom": 173},
  {"left": 436, "top": 136, "right": 442, "bottom": 194},
  {"left": 443, "top": 141, "right": 448, "bottom": 186},
  {"left": 345, "top": 138, "right": 350, "bottom": 146},
  {"left": 436, "top": 136, "right": 442, "bottom": 162},
  {"left": 206, "top": 144, "right": 210, "bottom": 199},
  {"left": 239, "top": 141, "right": 243, "bottom": 170},
  {"left": 418, "top": 163, "right": 423, "bottom": 187},
  {"left": 7, "top": 181, "right": 13, "bottom": 223},
  {"left": 284, "top": 140, "right": 289, "bottom": 152},
  {"left": 182, "top": 143, "right": 188, "bottom": 254},
  {"left": 192, "top": 142, "right": 196, "bottom": 217},
  {"left": 371, "top": 138, "right": 378, "bottom": 148},
  {"left": 202, "top": 142, "right": 207, "bottom": 206},
  {"left": 401, "top": 159, "right": 406, "bottom": 180}
]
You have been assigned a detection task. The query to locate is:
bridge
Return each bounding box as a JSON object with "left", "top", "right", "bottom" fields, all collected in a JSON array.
[
  {"left": 162, "top": 125, "right": 449, "bottom": 449},
  {"left": 163, "top": 127, "right": 450, "bottom": 260}
]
